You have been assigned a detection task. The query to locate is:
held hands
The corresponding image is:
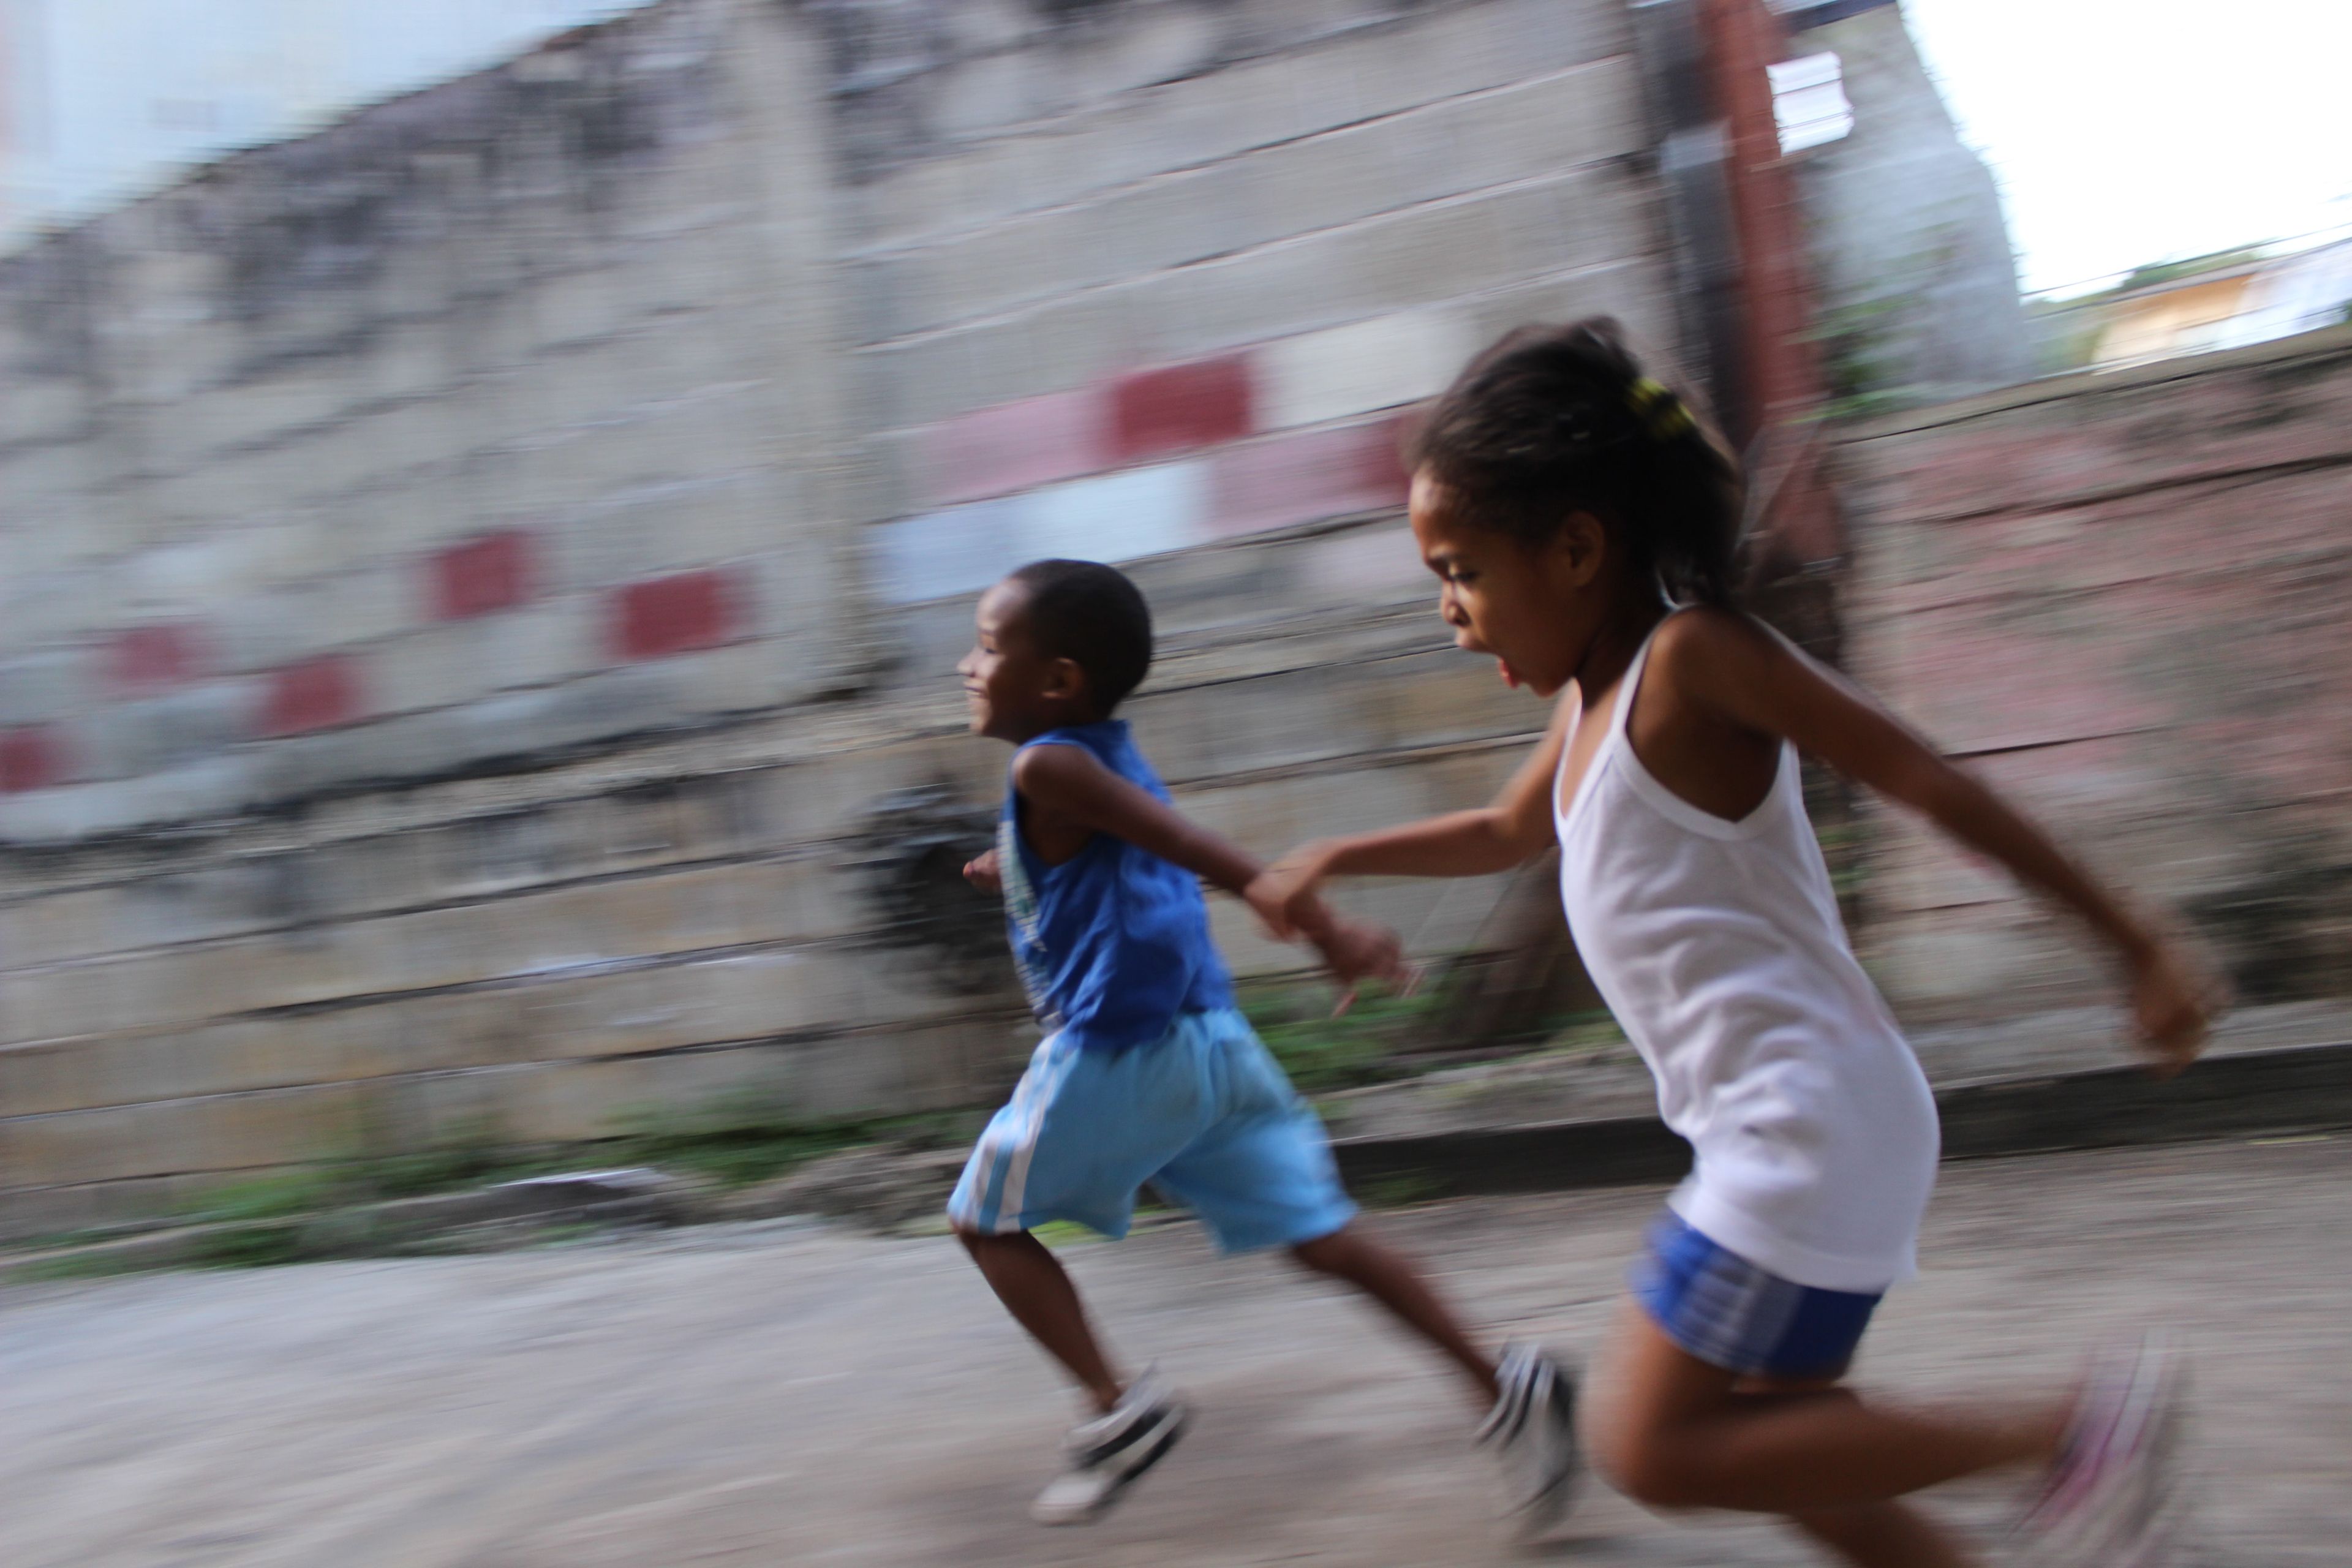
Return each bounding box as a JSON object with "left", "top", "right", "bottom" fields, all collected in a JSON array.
[
  {"left": 1243, "top": 841, "right": 1338, "bottom": 942},
  {"left": 1246, "top": 849, "right": 1415, "bottom": 1016},
  {"left": 963, "top": 847, "right": 1002, "bottom": 895}
]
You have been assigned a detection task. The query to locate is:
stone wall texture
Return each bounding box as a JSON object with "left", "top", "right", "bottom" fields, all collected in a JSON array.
[
  {"left": 1842, "top": 325, "right": 2352, "bottom": 1024},
  {"left": 0, "top": 0, "right": 1673, "bottom": 1234}
]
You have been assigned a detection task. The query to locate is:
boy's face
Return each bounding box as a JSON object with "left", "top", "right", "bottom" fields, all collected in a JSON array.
[{"left": 957, "top": 580, "right": 1087, "bottom": 742}]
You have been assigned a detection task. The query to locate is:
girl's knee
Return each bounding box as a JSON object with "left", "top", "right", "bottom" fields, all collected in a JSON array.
[
  {"left": 1580, "top": 1375, "right": 1708, "bottom": 1510},
  {"left": 1587, "top": 1419, "right": 1706, "bottom": 1510}
]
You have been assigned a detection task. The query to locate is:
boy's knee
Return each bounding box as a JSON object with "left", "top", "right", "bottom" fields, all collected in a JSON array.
[
  {"left": 1286, "top": 1224, "right": 1359, "bottom": 1275},
  {"left": 956, "top": 1226, "right": 1016, "bottom": 1257}
]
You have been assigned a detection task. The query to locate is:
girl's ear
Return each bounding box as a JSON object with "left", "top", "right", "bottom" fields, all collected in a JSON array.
[{"left": 1554, "top": 510, "right": 1610, "bottom": 589}]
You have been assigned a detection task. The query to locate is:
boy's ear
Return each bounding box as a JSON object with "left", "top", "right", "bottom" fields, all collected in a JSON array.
[{"left": 1041, "top": 655, "right": 1091, "bottom": 709}]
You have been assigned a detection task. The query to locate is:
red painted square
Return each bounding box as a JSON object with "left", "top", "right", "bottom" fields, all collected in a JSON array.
[
  {"left": 611, "top": 568, "right": 740, "bottom": 660},
  {"left": 259, "top": 655, "right": 364, "bottom": 737},
  {"left": 0, "top": 725, "right": 68, "bottom": 793},
  {"left": 106, "top": 624, "right": 204, "bottom": 693},
  {"left": 431, "top": 529, "right": 535, "bottom": 620},
  {"left": 918, "top": 390, "right": 1112, "bottom": 508},
  {"left": 1109, "top": 355, "right": 1255, "bottom": 464},
  {"left": 1204, "top": 417, "right": 1411, "bottom": 541}
]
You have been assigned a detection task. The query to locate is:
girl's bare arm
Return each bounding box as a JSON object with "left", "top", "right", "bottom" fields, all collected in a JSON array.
[
  {"left": 1663, "top": 610, "right": 2214, "bottom": 1070},
  {"left": 1252, "top": 698, "right": 1574, "bottom": 924}
]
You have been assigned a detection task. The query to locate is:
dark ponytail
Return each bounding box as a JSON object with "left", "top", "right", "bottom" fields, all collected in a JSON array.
[{"left": 1408, "top": 318, "right": 1744, "bottom": 607}]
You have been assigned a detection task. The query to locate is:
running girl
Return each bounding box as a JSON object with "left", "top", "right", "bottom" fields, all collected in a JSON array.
[{"left": 1253, "top": 320, "right": 2214, "bottom": 1567}]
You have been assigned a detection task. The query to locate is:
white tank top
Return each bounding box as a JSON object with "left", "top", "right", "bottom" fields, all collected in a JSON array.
[{"left": 1556, "top": 616, "right": 1939, "bottom": 1291}]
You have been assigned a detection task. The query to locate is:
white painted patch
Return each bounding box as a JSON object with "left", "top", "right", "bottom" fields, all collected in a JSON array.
[{"left": 1257, "top": 308, "right": 1478, "bottom": 432}]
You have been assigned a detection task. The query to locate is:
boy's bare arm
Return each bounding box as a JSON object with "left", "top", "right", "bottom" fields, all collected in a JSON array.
[
  {"left": 1012, "top": 744, "right": 1404, "bottom": 984},
  {"left": 1014, "top": 744, "right": 1265, "bottom": 894}
]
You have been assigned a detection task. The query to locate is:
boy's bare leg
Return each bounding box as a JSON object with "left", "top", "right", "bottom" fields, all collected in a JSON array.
[
  {"left": 1291, "top": 1221, "right": 1501, "bottom": 1408},
  {"left": 960, "top": 1230, "right": 1125, "bottom": 1414}
]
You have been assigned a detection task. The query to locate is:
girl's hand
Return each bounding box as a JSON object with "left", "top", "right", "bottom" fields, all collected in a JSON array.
[
  {"left": 2127, "top": 938, "right": 2216, "bottom": 1078},
  {"left": 1246, "top": 843, "right": 1337, "bottom": 941},
  {"left": 963, "top": 848, "right": 1002, "bottom": 895}
]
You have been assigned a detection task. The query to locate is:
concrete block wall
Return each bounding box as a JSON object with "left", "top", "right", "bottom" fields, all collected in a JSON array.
[
  {"left": 0, "top": 0, "right": 862, "bottom": 843},
  {"left": 1841, "top": 326, "right": 2352, "bottom": 1023},
  {"left": 0, "top": 0, "right": 1667, "bottom": 1231},
  {"left": 837, "top": 0, "right": 1679, "bottom": 586}
]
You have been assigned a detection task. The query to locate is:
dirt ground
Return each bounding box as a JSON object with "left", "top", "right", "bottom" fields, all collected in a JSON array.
[{"left": 7, "top": 1137, "right": 2346, "bottom": 1566}]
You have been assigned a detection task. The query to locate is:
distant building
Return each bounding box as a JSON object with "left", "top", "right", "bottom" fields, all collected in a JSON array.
[
  {"left": 2091, "top": 258, "right": 2267, "bottom": 366},
  {"left": 2032, "top": 239, "right": 2352, "bottom": 371}
]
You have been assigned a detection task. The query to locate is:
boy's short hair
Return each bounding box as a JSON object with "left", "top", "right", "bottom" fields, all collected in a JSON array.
[{"left": 1008, "top": 559, "right": 1153, "bottom": 715}]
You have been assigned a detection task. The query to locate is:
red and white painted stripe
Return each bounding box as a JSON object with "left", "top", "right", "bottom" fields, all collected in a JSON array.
[
  {"left": 876, "top": 306, "right": 1474, "bottom": 603},
  {"left": 4, "top": 307, "right": 1480, "bottom": 792}
]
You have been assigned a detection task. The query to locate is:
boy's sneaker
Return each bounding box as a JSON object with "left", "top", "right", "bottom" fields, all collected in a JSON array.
[
  {"left": 2015, "top": 1332, "right": 2193, "bottom": 1567},
  {"left": 1031, "top": 1368, "right": 1189, "bottom": 1526},
  {"left": 1477, "top": 1341, "right": 1582, "bottom": 1537}
]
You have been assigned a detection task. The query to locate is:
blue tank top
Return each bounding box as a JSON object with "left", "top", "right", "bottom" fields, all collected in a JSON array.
[{"left": 998, "top": 720, "right": 1234, "bottom": 1053}]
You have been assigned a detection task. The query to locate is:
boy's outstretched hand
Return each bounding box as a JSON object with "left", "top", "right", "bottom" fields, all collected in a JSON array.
[
  {"left": 963, "top": 847, "right": 1002, "bottom": 895},
  {"left": 1304, "top": 912, "right": 1417, "bottom": 1018},
  {"left": 2127, "top": 935, "right": 2217, "bottom": 1079},
  {"left": 1246, "top": 855, "right": 1415, "bottom": 1015}
]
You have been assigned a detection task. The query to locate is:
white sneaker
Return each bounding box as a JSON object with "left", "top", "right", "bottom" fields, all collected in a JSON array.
[
  {"left": 1478, "top": 1341, "right": 1581, "bottom": 1538},
  {"left": 1030, "top": 1368, "right": 1189, "bottom": 1526},
  {"left": 2016, "top": 1333, "right": 2193, "bottom": 1567}
]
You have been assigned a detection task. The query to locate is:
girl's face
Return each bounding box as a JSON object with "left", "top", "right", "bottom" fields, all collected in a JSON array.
[{"left": 1409, "top": 467, "right": 1609, "bottom": 700}]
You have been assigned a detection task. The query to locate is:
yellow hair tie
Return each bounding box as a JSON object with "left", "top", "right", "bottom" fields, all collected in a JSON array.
[{"left": 1626, "top": 377, "right": 1696, "bottom": 440}]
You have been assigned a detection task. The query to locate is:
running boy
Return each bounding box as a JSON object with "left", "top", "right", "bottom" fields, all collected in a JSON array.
[
  {"left": 1253, "top": 320, "right": 2216, "bottom": 1567},
  {"left": 948, "top": 558, "right": 1578, "bottom": 1529}
]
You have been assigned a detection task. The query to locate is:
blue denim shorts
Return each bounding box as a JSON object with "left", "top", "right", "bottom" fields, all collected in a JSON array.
[{"left": 1632, "top": 1209, "right": 1883, "bottom": 1381}]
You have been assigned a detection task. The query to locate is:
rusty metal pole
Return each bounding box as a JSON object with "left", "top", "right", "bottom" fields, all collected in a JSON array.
[{"left": 1701, "top": 0, "right": 1842, "bottom": 571}]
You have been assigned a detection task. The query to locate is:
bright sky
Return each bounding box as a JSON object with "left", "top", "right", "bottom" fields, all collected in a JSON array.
[{"left": 1902, "top": 0, "right": 2352, "bottom": 296}]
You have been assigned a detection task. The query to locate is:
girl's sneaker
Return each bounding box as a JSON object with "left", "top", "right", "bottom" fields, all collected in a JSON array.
[
  {"left": 2016, "top": 1332, "right": 2192, "bottom": 1567},
  {"left": 1030, "top": 1368, "right": 1189, "bottom": 1526},
  {"left": 1477, "top": 1341, "right": 1583, "bottom": 1538}
]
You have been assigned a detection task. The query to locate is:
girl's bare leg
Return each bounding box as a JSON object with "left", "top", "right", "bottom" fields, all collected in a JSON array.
[{"left": 1583, "top": 1299, "right": 2065, "bottom": 1519}]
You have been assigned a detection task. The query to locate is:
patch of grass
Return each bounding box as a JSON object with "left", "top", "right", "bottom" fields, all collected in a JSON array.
[
  {"left": 603, "top": 1095, "right": 983, "bottom": 1190},
  {"left": 532, "top": 1221, "right": 605, "bottom": 1249},
  {"left": 188, "top": 1218, "right": 306, "bottom": 1270},
  {"left": 187, "top": 1169, "right": 347, "bottom": 1224},
  {"left": 1537, "top": 1009, "right": 1629, "bottom": 1057},
  {"left": 1240, "top": 976, "right": 1454, "bottom": 1095},
  {"left": 1030, "top": 1220, "right": 1101, "bottom": 1248},
  {"left": 5, "top": 1250, "right": 146, "bottom": 1284},
  {"left": 173, "top": 1126, "right": 558, "bottom": 1233},
  {"left": 363, "top": 1140, "right": 551, "bottom": 1200},
  {"left": 7, "top": 1223, "right": 154, "bottom": 1255},
  {"left": 1357, "top": 1172, "right": 1446, "bottom": 1208}
]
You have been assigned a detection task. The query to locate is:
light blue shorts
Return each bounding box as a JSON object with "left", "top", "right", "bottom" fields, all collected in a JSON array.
[{"left": 948, "top": 1007, "right": 1357, "bottom": 1254}]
